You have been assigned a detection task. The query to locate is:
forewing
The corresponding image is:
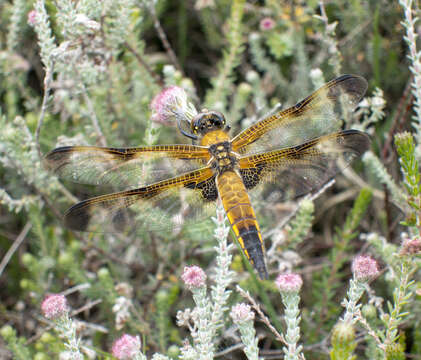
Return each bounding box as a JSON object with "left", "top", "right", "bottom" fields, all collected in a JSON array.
[
  {"left": 231, "top": 75, "right": 367, "bottom": 155},
  {"left": 63, "top": 167, "right": 217, "bottom": 233},
  {"left": 45, "top": 145, "right": 210, "bottom": 189},
  {"left": 238, "top": 130, "right": 370, "bottom": 202}
]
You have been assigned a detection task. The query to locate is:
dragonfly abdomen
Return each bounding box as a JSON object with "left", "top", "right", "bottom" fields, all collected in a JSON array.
[{"left": 217, "top": 170, "right": 268, "bottom": 279}]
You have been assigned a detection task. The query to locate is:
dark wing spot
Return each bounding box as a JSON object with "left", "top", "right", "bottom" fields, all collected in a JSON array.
[
  {"left": 112, "top": 209, "right": 129, "bottom": 232},
  {"left": 240, "top": 164, "right": 265, "bottom": 190},
  {"left": 184, "top": 175, "right": 218, "bottom": 201},
  {"left": 184, "top": 182, "right": 197, "bottom": 189},
  {"left": 197, "top": 176, "right": 218, "bottom": 201}
]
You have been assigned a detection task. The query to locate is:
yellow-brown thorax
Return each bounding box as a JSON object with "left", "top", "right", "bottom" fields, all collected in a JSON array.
[{"left": 201, "top": 130, "right": 236, "bottom": 174}]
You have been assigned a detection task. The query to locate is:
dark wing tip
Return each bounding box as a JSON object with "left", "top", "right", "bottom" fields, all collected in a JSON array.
[
  {"left": 335, "top": 74, "right": 368, "bottom": 89},
  {"left": 343, "top": 74, "right": 368, "bottom": 97},
  {"left": 45, "top": 146, "right": 74, "bottom": 159},
  {"left": 63, "top": 200, "right": 91, "bottom": 231},
  {"left": 328, "top": 74, "right": 368, "bottom": 107},
  {"left": 340, "top": 129, "right": 371, "bottom": 156},
  {"left": 44, "top": 147, "right": 73, "bottom": 170}
]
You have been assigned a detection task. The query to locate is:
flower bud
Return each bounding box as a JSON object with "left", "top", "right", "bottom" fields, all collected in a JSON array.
[
  {"left": 22, "top": 253, "right": 35, "bottom": 267},
  {"left": 238, "top": 82, "right": 252, "bottom": 96},
  {"left": 34, "top": 353, "right": 49, "bottom": 360},
  {"left": 167, "top": 345, "right": 181, "bottom": 358},
  {"left": 332, "top": 322, "right": 355, "bottom": 341},
  {"left": 0, "top": 325, "right": 14, "bottom": 338},
  {"left": 97, "top": 267, "right": 110, "bottom": 280},
  {"left": 361, "top": 304, "right": 377, "bottom": 319}
]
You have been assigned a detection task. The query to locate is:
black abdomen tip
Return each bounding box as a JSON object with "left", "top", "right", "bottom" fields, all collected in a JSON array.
[{"left": 239, "top": 227, "right": 268, "bottom": 280}]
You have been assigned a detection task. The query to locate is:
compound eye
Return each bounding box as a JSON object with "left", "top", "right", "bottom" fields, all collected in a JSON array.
[{"left": 215, "top": 113, "right": 226, "bottom": 126}]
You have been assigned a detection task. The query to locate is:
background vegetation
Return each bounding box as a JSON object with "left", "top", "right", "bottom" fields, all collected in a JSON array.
[{"left": 0, "top": 0, "right": 420, "bottom": 359}]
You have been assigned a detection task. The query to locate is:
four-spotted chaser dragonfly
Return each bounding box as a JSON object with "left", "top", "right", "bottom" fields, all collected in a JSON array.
[{"left": 45, "top": 75, "right": 370, "bottom": 279}]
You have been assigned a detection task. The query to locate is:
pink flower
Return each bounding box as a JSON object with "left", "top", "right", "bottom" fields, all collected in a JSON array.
[
  {"left": 400, "top": 238, "right": 421, "bottom": 255},
  {"left": 112, "top": 334, "right": 141, "bottom": 360},
  {"left": 27, "top": 10, "right": 37, "bottom": 26},
  {"left": 275, "top": 273, "right": 303, "bottom": 293},
  {"left": 260, "top": 17, "right": 275, "bottom": 31},
  {"left": 230, "top": 303, "right": 255, "bottom": 324},
  {"left": 351, "top": 255, "right": 379, "bottom": 281},
  {"left": 150, "top": 86, "right": 196, "bottom": 125},
  {"left": 41, "top": 294, "right": 68, "bottom": 319},
  {"left": 181, "top": 265, "right": 206, "bottom": 289}
]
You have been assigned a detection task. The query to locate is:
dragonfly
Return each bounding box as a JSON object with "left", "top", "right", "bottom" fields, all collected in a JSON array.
[{"left": 45, "top": 75, "right": 370, "bottom": 279}]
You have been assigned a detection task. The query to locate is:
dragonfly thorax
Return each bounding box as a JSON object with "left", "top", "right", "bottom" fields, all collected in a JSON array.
[{"left": 209, "top": 141, "right": 237, "bottom": 173}]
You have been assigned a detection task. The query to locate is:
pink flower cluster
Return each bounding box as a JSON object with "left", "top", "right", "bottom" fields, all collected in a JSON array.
[
  {"left": 230, "top": 303, "right": 255, "bottom": 324},
  {"left": 351, "top": 255, "right": 379, "bottom": 281},
  {"left": 181, "top": 265, "right": 207, "bottom": 289},
  {"left": 150, "top": 86, "right": 188, "bottom": 125},
  {"left": 112, "top": 334, "right": 141, "bottom": 360},
  {"left": 260, "top": 17, "right": 275, "bottom": 31},
  {"left": 275, "top": 273, "right": 303, "bottom": 293},
  {"left": 400, "top": 238, "right": 421, "bottom": 256},
  {"left": 27, "top": 10, "right": 37, "bottom": 26},
  {"left": 41, "top": 294, "right": 68, "bottom": 319}
]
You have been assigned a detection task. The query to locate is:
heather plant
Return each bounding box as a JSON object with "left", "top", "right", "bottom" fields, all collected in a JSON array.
[{"left": 0, "top": 0, "right": 420, "bottom": 359}]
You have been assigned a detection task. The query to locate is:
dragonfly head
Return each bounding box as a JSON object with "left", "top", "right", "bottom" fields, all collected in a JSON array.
[{"left": 191, "top": 110, "right": 226, "bottom": 136}]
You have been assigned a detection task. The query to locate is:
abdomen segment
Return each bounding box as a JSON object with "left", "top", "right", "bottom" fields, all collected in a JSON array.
[{"left": 217, "top": 170, "right": 268, "bottom": 279}]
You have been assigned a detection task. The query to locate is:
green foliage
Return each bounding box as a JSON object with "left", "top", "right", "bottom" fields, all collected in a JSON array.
[
  {"left": 395, "top": 132, "right": 421, "bottom": 227},
  {"left": 371, "top": 5, "right": 382, "bottom": 88},
  {"left": 395, "top": 132, "right": 420, "bottom": 198},
  {"left": 7, "top": 0, "right": 29, "bottom": 52},
  {"left": 343, "top": 188, "right": 373, "bottom": 233},
  {"left": 284, "top": 199, "right": 314, "bottom": 250},
  {"left": 412, "top": 323, "right": 421, "bottom": 356},
  {"left": 266, "top": 32, "right": 294, "bottom": 60},
  {"left": 385, "top": 343, "right": 405, "bottom": 360},
  {"left": 0, "top": 325, "right": 32, "bottom": 359},
  {"left": 249, "top": 33, "right": 287, "bottom": 91},
  {"left": 382, "top": 261, "right": 415, "bottom": 351},
  {"left": 155, "top": 287, "right": 180, "bottom": 352},
  {"left": 313, "top": 188, "right": 372, "bottom": 329},
  {"left": 204, "top": 0, "right": 246, "bottom": 111},
  {"left": 363, "top": 151, "right": 406, "bottom": 207}
]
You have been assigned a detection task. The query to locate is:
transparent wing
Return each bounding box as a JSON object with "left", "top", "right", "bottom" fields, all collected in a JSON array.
[
  {"left": 45, "top": 144, "right": 210, "bottom": 189},
  {"left": 63, "top": 167, "right": 218, "bottom": 234},
  {"left": 231, "top": 75, "right": 367, "bottom": 155},
  {"left": 238, "top": 130, "right": 370, "bottom": 202}
]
